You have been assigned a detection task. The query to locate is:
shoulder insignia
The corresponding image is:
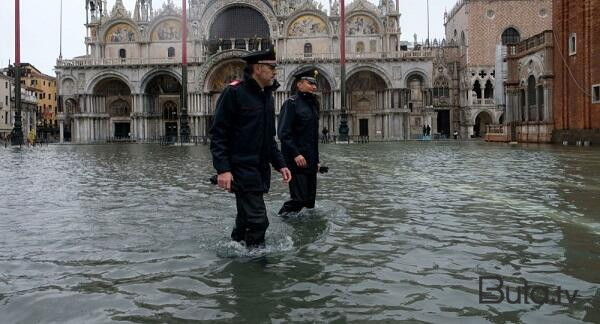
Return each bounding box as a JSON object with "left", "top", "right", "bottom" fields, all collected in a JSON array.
[
  {"left": 229, "top": 80, "right": 242, "bottom": 86},
  {"left": 288, "top": 95, "right": 297, "bottom": 101}
]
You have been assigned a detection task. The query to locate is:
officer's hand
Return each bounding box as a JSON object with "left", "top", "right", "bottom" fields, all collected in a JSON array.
[
  {"left": 280, "top": 167, "right": 292, "bottom": 183},
  {"left": 317, "top": 163, "right": 321, "bottom": 172},
  {"left": 218, "top": 172, "right": 234, "bottom": 192},
  {"left": 294, "top": 155, "right": 307, "bottom": 168}
]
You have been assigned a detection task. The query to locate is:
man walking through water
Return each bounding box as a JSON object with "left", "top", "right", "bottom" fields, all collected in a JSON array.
[
  {"left": 210, "top": 48, "right": 292, "bottom": 248},
  {"left": 277, "top": 70, "right": 321, "bottom": 215}
]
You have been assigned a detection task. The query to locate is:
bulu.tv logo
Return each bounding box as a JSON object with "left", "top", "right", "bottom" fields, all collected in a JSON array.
[{"left": 479, "top": 275, "right": 579, "bottom": 305}]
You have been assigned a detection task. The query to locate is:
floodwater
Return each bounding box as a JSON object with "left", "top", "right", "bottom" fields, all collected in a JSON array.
[{"left": 1, "top": 142, "right": 599, "bottom": 323}]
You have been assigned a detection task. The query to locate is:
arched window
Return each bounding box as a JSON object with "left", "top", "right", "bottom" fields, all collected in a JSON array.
[
  {"left": 433, "top": 78, "right": 449, "bottom": 98},
  {"left": 473, "top": 80, "right": 482, "bottom": 99},
  {"left": 527, "top": 75, "right": 537, "bottom": 106},
  {"left": 163, "top": 101, "right": 178, "bottom": 120},
  {"left": 520, "top": 89, "right": 526, "bottom": 121},
  {"left": 168, "top": 47, "right": 175, "bottom": 58},
  {"left": 304, "top": 43, "right": 312, "bottom": 57},
  {"left": 538, "top": 84, "right": 545, "bottom": 120},
  {"left": 460, "top": 31, "right": 466, "bottom": 46},
  {"left": 484, "top": 80, "right": 494, "bottom": 99},
  {"left": 356, "top": 41, "right": 365, "bottom": 53},
  {"left": 119, "top": 48, "right": 127, "bottom": 59},
  {"left": 501, "top": 28, "right": 521, "bottom": 45}
]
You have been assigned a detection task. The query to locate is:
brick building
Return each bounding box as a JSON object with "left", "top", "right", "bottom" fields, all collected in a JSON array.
[
  {"left": 552, "top": 0, "right": 600, "bottom": 143},
  {"left": 444, "top": 0, "right": 552, "bottom": 138}
]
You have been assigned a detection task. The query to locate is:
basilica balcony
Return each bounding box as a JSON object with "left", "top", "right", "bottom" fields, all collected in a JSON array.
[
  {"left": 279, "top": 50, "right": 433, "bottom": 63},
  {"left": 56, "top": 57, "right": 204, "bottom": 68},
  {"left": 471, "top": 98, "right": 496, "bottom": 106}
]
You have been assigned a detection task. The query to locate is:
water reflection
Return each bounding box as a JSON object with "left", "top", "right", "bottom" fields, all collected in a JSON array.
[{"left": 0, "top": 142, "right": 599, "bottom": 322}]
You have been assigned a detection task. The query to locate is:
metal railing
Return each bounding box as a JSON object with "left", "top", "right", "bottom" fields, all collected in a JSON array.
[
  {"left": 56, "top": 56, "right": 205, "bottom": 67},
  {"left": 280, "top": 51, "right": 434, "bottom": 62},
  {"left": 486, "top": 125, "right": 505, "bottom": 134},
  {"left": 159, "top": 135, "right": 208, "bottom": 146},
  {"left": 472, "top": 98, "right": 496, "bottom": 105}
]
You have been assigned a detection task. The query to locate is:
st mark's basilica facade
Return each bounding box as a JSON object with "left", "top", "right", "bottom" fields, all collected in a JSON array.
[{"left": 56, "top": 0, "right": 460, "bottom": 143}]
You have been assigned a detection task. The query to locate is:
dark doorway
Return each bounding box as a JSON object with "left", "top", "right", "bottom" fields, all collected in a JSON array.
[
  {"left": 359, "top": 119, "right": 369, "bottom": 137},
  {"left": 114, "top": 122, "right": 130, "bottom": 138},
  {"left": 165, "top": 122, "right": 178, "bottom": 140},
  {"left": 437, "top": 110, "right": 450, "bottom": 138}
]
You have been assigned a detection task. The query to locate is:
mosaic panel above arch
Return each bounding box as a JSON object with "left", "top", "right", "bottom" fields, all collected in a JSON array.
[
  {"left": 207, "top": 61, "right": 245, "bottom": 93},
  {"left": 288, "top": 15, "right": 328, "bottom": 37},
  {"left": 151, "top": 20, "right": 182, "bottom": 41},
  {"left": 346, "top": 15, "right": 379, "bottom": 35},
  {"left": 105, "top": 24, "right": 137, "bottom": 43}
]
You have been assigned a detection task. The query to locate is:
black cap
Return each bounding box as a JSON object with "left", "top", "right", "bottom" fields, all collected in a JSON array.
[
  {"left": 242, "top": 47, "right": 276, "bottom": 66},
  {"left": 295, "top": 69, "right": 319, "bottom": 85}
]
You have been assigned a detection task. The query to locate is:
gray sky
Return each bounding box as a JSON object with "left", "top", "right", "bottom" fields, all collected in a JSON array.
[{"left": 0, "top": 0, "right": 456, "bottom": 75}]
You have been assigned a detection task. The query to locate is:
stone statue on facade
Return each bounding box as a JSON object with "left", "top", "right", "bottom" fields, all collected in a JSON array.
[{"left": 331, "top": 0, "right": 340, "bottom": 16}]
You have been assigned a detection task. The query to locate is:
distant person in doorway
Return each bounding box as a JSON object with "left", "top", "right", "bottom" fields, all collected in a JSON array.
[{"left": 426, "top": 125, "right": 431, "bottom": 136}]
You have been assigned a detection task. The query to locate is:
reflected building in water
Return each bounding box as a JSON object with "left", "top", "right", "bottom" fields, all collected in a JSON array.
[{"left": 56, "top": 0, "right": 463, "bottom": 143}]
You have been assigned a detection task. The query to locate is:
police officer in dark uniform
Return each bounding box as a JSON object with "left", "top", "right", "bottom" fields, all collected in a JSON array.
[
  {"left": 277, "top": 70, "right": 321, "bottom": 215},
  {"left": 210, "top": 48, "right": 292, "bottom": 248}
]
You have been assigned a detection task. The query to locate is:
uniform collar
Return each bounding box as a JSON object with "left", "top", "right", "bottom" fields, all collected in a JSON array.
[{"left": 244, "top": 72, "right": 280, "bottom": 94}]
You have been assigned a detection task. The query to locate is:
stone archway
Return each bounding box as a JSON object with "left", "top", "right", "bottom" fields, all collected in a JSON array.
[
  {"left": 205, "top": 59, "right": 246, "bottom": 114},
  {"left": 474, "top": 111, "right": 493, "bottom": 138},
  {"left": 346, "top": 70, "right": 387, "bottom": 137},
  {"left": 144, "top": 74, "right": 182, "bottom": 139},
  {"left": 93, "top": 78, "right": 132, "bottom": 139}
]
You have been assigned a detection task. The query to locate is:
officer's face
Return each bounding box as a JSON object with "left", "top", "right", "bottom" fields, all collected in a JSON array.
[
  {"left": 297, "top": 80, "right": 317, "bottom": 94},
  {"left": 256, "top": 64, "right": 277, "bottom": 87}
]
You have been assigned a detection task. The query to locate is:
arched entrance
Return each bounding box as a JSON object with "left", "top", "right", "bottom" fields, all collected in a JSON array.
[
  {"left": 93, "top": 78, "right": 132, "bottom": 139},
  {"left": 144, "top": 74, "right": 182, "bottom": 138},
  {"left": 208, "top": 6, "right": 271, "bottom": 55},
  {"left": 204, "top": 60, "right": 245, "bottom": 133},
  {"left": 63, "top": 98, "right": 78, "bottom": 141},
  {"left": 346, "top": 70, "right": 387, "bottom": 137},
  {"left": 474, "top": 111, "right": 493, "bottom": 138}
]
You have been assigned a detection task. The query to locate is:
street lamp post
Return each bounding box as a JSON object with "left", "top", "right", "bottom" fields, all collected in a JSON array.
[
  {"left": 11, "top": 0, "right": 24, "bottom": 146},
  {"left": 179, "top": 0, "right": 191, "bottom": 143},
  {"left": 338, "top": 0, "right": 349, "bottom": 142}
]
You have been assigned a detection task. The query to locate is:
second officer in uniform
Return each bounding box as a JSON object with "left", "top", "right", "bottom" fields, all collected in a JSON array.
[{"left": 277, "top": 70, "right": 321, "bottom": 215}]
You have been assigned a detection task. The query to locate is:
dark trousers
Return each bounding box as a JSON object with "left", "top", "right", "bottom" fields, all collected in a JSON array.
[
  {"left": 231, "top": 192, "right": 269, "bottom": 247},
  {"left": 278, "top": 172, "right": 317, "bottom": 214}
]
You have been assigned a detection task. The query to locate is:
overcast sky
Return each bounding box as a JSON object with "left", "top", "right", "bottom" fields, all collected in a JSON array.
[{"left": 0, "top": 0, "right": 456, "bottom": 75}]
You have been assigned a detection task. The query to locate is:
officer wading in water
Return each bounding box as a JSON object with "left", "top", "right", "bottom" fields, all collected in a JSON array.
[
  {"left": 209, "top": 48, "right": 292, "bottom": 249},
  {"left": 277, "top": 70, "right": 322, "bottom": 215}
]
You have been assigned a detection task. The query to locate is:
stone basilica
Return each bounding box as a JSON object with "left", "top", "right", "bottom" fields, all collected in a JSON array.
[{"left": 56, "top": 0, "right": 460, "bottom": 143}]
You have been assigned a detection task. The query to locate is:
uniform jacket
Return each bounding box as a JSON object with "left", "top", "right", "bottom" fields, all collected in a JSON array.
[
  {"left": 209, "top": 73, "right": 286, "bottom": 193},
  {"left": 277, "top": 92, "right": 320, "bottom": 174}
]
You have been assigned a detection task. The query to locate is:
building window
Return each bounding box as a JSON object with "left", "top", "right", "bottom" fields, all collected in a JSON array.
[
  {"left": 356, "top": 41, "right": 365, "bottom": 53},
  {"left": 527, "top": 76, "right": 537, "bottom": 106},
  {"left": 460, "top": 31, "right": 466, "bottom": 46},
  {"left": 119, "top": 48, "right": 127, "bottom": 59},
  {"left": 4, "top": 82, "right": 7, "bottom": 88},
  {"left": 501, "top": 27, "right": 521, "bottom": 45},
  {"left": 484, "top": 80, "right": 494, "bottom": 99},
  {"left": 5, "top": 96, "right": 7, "bottom": 105},
  {"left": 569, "top": 33, "right": 576, "bottom": 55},
  {"left": 592, "top": 85, "right": 600, "bottom": 103},
  {"left": 304, "top": 43, "right": 312, "bottom": 57},
  {"left": 473, "top": 80, "right": 482, "bottom": 99},
  {"left": 168, "top": 47, "right": 175, "bottom": 58}
]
